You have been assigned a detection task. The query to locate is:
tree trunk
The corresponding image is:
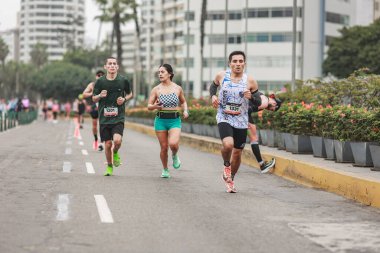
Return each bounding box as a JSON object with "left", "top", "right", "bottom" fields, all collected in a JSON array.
[{"left": 114, "top": 12, "right": 123, "bottom": 72}]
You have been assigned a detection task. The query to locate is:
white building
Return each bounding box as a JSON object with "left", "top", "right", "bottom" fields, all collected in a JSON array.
[
  {"left": 138, "top": 0, "right": 374, "bottom": 98},
  {"left": 0, "top": 28, "right": 20, "bottom": 63},
  {"left": 19, "top": 0, "right": 85, "bottom": 62}
]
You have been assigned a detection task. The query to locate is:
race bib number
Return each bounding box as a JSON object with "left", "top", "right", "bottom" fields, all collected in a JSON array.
[
  {"left": 104, "top": 107, "right": 118, "bottom": 117},
  {"left": 223, "top": 102, "right": 241, "bottom": 115}
]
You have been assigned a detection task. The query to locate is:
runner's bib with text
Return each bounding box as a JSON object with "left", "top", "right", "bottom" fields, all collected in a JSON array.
[
  {"left": 104, "top": 106, "right": 118, "bottom": 117},
  {"left": 224, "top": 102, "right": 242, "bottom": 115}
]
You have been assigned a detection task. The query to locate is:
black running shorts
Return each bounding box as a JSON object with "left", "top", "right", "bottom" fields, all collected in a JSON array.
[
  {"left": 218, "top": 122, "right": 247, "bottom": 149},
  {"left": 90, "top": 110, "right": 99, "bottom": 119},
  {"left": 100, "top": 122, "right": 124, "bottom": 141}
]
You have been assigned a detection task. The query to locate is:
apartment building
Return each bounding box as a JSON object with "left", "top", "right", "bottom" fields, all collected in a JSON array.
[
  {"left": 137, "top": 0, "right": 374, "bottom": 98},
  {"left": 0, "top": 28, "right": 20, "bottom": 63},
  {"left": 19, "top": 0, "right": 85, "bottom": 62}
]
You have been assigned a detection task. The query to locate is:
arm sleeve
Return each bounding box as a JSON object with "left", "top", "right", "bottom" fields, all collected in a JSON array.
[
  {"left": 209, "top": 81, "right": 218, "bottom": 97},
  {"left": 250, "top": 89, "right": 262, "bottom": 107}
]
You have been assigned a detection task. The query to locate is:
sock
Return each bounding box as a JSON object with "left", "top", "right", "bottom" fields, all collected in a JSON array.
[
  {"left": 224, "top": 161, "right": 231, "bottom": 167},
  {"left": 94, "top": 134, "right": 98, "bottom": 141},
  {"left": 251, "top": 142, "right": 263, "bottom": 163}
]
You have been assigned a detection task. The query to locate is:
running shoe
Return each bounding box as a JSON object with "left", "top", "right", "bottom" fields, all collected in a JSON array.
[
  {"left": 172, "top": 154, "right": 181, "bottom": 169},
  {"left": 222, "top": 166, "right": 232, "bottom": 182},
  {"left": 161, "top": 168, "right": 170, "bottom": 178},
  {"left": 98, "top": 144, "right": 104, "bottom": 152},
  {"left": 104, "top": 165, "right": 113, "bottom": 176},
  {"left": 260, "top": 158, "right": 276, "bottom": 174},
  {"left": 113, "top": 152, "right": 121, "bottom": 167},
  {"left": 228, "top": 180, "right": 237, "bottom": 193},
  {"left": 222, "top": 166, "right": 232, "bottom": 192}
]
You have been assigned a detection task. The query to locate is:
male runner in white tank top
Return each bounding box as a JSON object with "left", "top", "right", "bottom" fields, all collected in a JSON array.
[{"left": 209, "top": 51, "right": 262, "bottom": 193}]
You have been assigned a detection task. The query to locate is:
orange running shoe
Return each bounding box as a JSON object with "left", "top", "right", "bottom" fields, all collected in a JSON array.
[{"left": 222, "top": 166, "right": 232, "bottom": 192}]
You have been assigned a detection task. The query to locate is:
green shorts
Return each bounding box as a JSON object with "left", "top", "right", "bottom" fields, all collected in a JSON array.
[{"left": 154, "top": 116, "right": 181, "bottom": 131}]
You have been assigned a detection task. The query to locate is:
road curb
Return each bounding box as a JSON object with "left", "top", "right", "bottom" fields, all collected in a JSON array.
[{"left": 126, "top": 122, "right": 380, "bottom": 208}]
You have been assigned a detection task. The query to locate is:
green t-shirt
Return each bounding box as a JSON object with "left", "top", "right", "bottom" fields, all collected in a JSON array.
[{"left": 93, "top": 74, "right": 132, "bottom": 125}]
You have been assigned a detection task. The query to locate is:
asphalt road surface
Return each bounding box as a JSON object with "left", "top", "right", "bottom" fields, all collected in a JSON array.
[{"left": 1, "top": 118, "right": 380, "bottom": 253}]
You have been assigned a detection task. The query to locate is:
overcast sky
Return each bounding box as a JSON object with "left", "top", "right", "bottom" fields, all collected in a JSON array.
[{"left": 0, "top": 0, "right": 113, "bottom": 48}]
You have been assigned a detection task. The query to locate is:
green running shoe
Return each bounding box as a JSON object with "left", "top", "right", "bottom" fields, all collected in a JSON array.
[
  {"left": 104, "top": 165, "right": 113, "bottom": 176},
  {"left": 172, "top": 154, "right": 181, "bottom": 169},
  {"left": 161, "top": 168, "right": 170, "bottom": 178},
  {"left": 113, "top": 152, "right": 121, "bottom": 167}
]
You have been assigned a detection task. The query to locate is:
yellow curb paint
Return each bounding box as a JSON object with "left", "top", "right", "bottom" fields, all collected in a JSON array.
[{"left": 125, "top": 122, "right": 380, "bottom": 208}]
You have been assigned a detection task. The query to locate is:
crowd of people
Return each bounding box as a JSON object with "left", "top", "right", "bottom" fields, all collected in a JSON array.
[{"left": 0, "top": 96, "right": 36, "bottom": 118}]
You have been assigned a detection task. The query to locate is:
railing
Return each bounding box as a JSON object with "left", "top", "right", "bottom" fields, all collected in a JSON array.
[{"left": 0, "top": 110, "right": 38, "bottom": 132}]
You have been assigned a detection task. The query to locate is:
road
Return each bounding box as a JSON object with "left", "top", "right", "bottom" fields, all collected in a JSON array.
[{"left": 1, "top": 118, "right": 380, "bottom": 253}]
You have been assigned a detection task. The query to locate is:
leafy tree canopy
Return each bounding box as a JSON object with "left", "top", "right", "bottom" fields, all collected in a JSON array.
[
  {"left": 63, "top": 48, "right": 110, "bottom": 71},
  {"left": 30, "top": 42, "right": 48, "bottom": 68},
  {"left": 0, "top": 37, "right": 9, "bottom": 66},
  {"left": 31, "top": 62, "right": 92, "bottom": 101},
  {"left": 323, "top": 19, "right": 380, "bottom": 78}
]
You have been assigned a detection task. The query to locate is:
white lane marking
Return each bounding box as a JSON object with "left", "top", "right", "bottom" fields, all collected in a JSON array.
[
  {"left": 65, "top": 148, "right": 72, "bottom": 155},
  {"left": 56, "top": 194, "right": 70, "bottom": 221},
  {"left": 79, "top": 141, "right": 84, "bottom": 146},
  {"left": 82, "top": 149, "right": 88, "bottom": 155},
  {"left": 94, "top": 195, "right": 114, "bottom": 223},
  {"left": 289, "top": 222, "right": 380, "bottom": 252},
  {"left": 62, "top": 161, "right": 71, "bottom": 173},
  {"left": 66, "top": 141, "right": 72, "bottom": 145},
  {"left": 86, "top": 162, "right": 95, "bottom": 174}
]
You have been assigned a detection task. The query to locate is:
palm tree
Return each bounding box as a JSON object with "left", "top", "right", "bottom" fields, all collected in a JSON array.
[
  {"left": 30, "top": 42, "right": 48, "bottom": 69},
  {"left": 0, "top": 37, "right": 9, "bottom": 68},
  {"left": 199, "top": 0, "right": 208, "bottom": 96},
  {"left": 95, "top": 0, "right": 135, "bottom": 72}
]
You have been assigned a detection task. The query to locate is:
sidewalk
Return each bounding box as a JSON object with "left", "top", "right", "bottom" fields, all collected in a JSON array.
[{"left": 126, "top": 121, "right": 380, "bottom": 208}]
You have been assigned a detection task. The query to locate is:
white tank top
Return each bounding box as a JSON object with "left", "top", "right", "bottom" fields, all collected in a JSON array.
[{"left": 216, "top": 70, "right": 249, "bottom": 129}]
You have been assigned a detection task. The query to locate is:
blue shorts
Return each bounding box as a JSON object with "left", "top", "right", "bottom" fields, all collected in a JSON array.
[{"left": 154, "top": 117, "right": 181, "bottom": 131}]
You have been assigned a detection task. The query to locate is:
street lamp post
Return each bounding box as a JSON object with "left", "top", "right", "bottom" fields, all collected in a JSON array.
[
  {"left": 291, "top": 0, "right": 297, "bottom": 91},
  {"left": 224, "top": 0, "right": 228, "bottom": 68},
  {"left": 185, "top": 0, "right": 190, "bottom": 97}
]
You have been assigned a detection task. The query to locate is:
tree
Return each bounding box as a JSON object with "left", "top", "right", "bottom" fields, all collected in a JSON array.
[
  {"left": 0, "top": 37, "right": 9, "bottom": 68},
  {"left": 31, "top": 62, "right": 92, "bottom": 101},
  {"left": 95, "top": 0, "right": 136, "bottom": 71},
  {"left": 30, "top": 42, "right": 48, "bottom": 69},
  {"left": 63, "top": 48, "right": 109, "bottom": 70},
  {"left": 0, "top": 61, "right": 37, "bottom": 98},
  {"left": 323, "top": 19, "right": 380, "bottom": 78}
]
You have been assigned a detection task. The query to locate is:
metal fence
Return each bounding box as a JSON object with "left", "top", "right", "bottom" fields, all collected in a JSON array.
[{"left": 0, "top": 110, "right": 38, "bottom": 132}]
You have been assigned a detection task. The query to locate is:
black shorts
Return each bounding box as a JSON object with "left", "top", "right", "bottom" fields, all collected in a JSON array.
[
  {"left": 218, "top": 122, "right": 247, "bottom": 149},
  {"left": 100, "top": 122, "right": 124, "bottom": 141},
  {"left": 90, "top": 110, "right": 99, "bottom": 119}
]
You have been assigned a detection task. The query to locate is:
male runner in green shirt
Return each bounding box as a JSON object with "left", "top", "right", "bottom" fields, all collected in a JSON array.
[{"left": 93, "top": 57, "right": 133, "bottom": 176}]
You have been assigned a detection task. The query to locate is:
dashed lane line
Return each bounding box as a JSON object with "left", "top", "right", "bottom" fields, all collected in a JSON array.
[
  {"left": 62, "top": 161, "right": 72, "bottom": 173},
  {"left": 86, "top": 162, "right": 95, "bottom": 174},
  {"left": 65, "top": 148, "right": 72, "bottom": 155},
  {"left": 56, "top": 194, "right": 70, "bottom": 221},
  {"left": 94, "top": 195, "right": 114, "bottom": 223}
]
